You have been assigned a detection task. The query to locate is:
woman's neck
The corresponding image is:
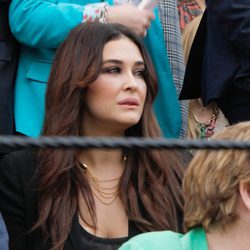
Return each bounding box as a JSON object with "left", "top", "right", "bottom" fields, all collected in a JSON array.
[
  {"left": 81, "top": 118, "right": 126, "bottom": 138},
  {"left": 79, "top": 149, "right": 125, "bottom": 178},
  {"left": 80, "top": 120, "right": 127, "bottom": 177}
]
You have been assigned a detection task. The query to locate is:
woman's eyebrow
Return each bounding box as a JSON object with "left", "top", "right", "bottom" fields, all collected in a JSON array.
[
  {"left": 102, "top": 60, "right": 145, "bottom": 66},
  {"left": 135, "top": 61, "right": 145, "bottom": 67},
  {"left": 102, "top": 59, "right": 123, "bottom": 65}
]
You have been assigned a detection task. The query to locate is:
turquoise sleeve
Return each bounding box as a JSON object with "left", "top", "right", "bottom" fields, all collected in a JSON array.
[
  {"left": 9, "top": 0, "right": 85, "bottom": 48},
  {"left": 144, "top": 8, "right": 181, "bottom": 138},
  {"left": 119, "top": 241, "right": 144, "bottom": 250},
  {"left": 119, "top": 231, "right": 183, "bottom": 250}
]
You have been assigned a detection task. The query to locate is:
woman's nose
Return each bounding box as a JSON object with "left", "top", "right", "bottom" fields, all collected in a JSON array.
[{"left": 123, "top": 72, "right": 138, "bottom": 92}]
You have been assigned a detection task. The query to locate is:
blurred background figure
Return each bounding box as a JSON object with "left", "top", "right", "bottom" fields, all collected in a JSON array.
[
  {"left": 177, "top": 0, "right": 204, "bottom": 32},
  {"left": 120, "top": 121, "right": 250, "bottom": 250},
  {"left": 181, "top": 0, "right": 228, "bottom": 140},
  {"left": 158, "top": 0, "right": 188, "bottom": 138},
  {"left": 180, "top": 0, "right": 250, "bottom": 126}
]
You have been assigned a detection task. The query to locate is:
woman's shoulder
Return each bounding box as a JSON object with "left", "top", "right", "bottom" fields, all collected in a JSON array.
[
  {"left": 0, "top": 149, "right": 38, "bottom": 179},
  {"left": 120, "top": 230, "right": 183, "bottom": 250},
  {"left": 0, "top": 149, "right": 40, "bottom": 249},
  {"left": 1, "top": 148, "right": 37, "bottom": 163}
]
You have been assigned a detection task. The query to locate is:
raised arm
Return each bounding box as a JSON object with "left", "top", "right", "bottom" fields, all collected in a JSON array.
[
  {"left": 9, "top": 0, "right": 154, "bottom": 48},
  {"left": 9, "top": 0, "right": 85, "bottom": 48}
]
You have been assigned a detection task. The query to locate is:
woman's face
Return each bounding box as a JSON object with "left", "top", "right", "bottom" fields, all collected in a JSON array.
[{"left": 83, "top": 37, "right": 147, "bottom": 135}]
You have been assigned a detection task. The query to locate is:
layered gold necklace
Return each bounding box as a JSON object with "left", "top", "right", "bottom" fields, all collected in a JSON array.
[{"left": 80, "top": 157, "right": 126, "bottom": 206}]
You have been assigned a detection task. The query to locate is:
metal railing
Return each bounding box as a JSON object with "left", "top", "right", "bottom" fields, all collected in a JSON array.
[{"left": 0, "top": 136, "right": 250, "bottom": 150}]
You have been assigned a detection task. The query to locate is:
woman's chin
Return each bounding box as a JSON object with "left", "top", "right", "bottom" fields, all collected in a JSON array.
[{"left": 118, "top": 118, "right": 140, "bottom": 130}]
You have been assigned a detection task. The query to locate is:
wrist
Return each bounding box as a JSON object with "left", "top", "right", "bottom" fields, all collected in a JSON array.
[
  {"left": 99, "top": 3, "right": 109, "bottom": 24},
  {"left": 82, "top": 3, "right": 109, "bottom": 23},
  {"left": 106, "top": 6, "right": 115, "bottom": 23}
]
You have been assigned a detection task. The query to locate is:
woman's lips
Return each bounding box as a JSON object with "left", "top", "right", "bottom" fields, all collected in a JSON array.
[{"left": 118, "top": 98, "right": 139, "bottom": 106}]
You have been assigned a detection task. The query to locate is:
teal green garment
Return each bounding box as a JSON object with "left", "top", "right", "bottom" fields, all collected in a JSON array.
[
  {"left": 10, "top": 0, "right": 86, "bottom": 137},
  {"left": 119, "top": 227, "right": 208, "bottom": 250},
  {"left": 10, "top": 0, "right": 181, "bottom": 138},
  {"left": 144, "top": 9, "right": 181, "bottom": 138}
]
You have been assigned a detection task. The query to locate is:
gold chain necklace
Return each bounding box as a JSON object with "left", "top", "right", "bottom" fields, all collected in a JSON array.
[
  {"left": 193, "top": 107, "right": 219, "bottom": 139},
  {"left": 80, "top": 157, "right": 126, "bottom": 206}
]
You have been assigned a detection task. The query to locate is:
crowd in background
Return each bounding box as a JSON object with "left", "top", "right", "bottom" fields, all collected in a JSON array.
[{"left": 1, "top": 0, "right": 250, "bottom": 249}]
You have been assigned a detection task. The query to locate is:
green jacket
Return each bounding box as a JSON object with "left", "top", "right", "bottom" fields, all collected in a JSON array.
[{"left": 119, "top": 227, "right": 208, "bottom": 250}]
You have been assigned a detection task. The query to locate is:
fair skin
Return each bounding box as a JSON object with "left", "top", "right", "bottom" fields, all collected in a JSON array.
[
  {"left": 107, "top": 4, "right": 155, "bottom": 36},
  {"left": 83, "top": 36, "right": 147, "bottom": 137},
  {"left": 193, "top": 100, "right": 217, "bottom": 123},
  {"left": 206, "top": 181, "right": 250, "bottom": 250},
  {"left": 78, "top": 37, "right": 147, "bottom": 238}
]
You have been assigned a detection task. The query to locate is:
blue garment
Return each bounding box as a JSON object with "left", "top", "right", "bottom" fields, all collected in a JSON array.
[
  {"left": 144, "top": 8, "right": 181, "bottom": 138},
  {"left": 10, "top": 0, "right": 85, "bottom": 137},
  {"left": 0, "top": 213, "right": 8, "bottom": 250},
  {"left": 10, "top": 0, "right": 181, "bottom": 138}
]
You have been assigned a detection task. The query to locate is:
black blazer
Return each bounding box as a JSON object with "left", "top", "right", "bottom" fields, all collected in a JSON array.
[
  {"left": 180, "top": 0, "right": 250, "bottom": 105},
  {"left": 0, "top": 149, "right": 90, "bottom": 250},
  {"left": 0, "top": 0, "right": 19, "bottom": 136}
]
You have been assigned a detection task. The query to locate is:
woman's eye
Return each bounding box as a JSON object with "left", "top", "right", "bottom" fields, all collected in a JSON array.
[
  {"left": 102, "top": 67, "right": 121, "bottom": 74},
  {"left": 134, "top": 69, "right": 145, "bottom": 77}
]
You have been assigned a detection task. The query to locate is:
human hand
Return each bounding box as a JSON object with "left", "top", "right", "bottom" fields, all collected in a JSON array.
[{"left": 107, "top": 4, "right": 155, "bottom": 37}]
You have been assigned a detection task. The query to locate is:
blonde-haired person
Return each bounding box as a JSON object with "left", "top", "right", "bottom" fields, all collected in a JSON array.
[{"left": 120, "top": 121, "right": 250, "bottom": 250}]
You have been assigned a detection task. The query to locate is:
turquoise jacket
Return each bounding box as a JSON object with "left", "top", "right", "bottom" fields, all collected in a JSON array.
[
  {"left": 119, "top": 227, "right": 208, "bottom": 250},
  {"left": 10, "top": 0, "right": 181, "bottom": 138}
]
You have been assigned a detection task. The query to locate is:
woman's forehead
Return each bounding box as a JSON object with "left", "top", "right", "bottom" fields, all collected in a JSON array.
[{"left": 102, "top": 37, "right": 144, "bottom": 63}]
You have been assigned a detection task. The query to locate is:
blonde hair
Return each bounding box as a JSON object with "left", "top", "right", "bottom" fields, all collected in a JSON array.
[
  {"left": 182, "top": 14, "right": 203, "bottom": 64},
  {"left": 183, "top": 122, "right": 250, "bottom": 231}
]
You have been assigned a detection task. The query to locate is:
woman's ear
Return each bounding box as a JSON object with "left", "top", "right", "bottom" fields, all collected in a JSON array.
[{"left": 239, "top": 181, "right": 250, "bottom": 211}]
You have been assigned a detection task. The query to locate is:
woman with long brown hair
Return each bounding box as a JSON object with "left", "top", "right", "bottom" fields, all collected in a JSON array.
[{"left": 0, "top": 22, "right": 186, "bottom": 250}]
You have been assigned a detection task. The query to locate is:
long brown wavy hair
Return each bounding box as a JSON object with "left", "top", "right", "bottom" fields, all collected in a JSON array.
[{"left": 35, "top": 22, "right": 184, "bottom": 250}]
